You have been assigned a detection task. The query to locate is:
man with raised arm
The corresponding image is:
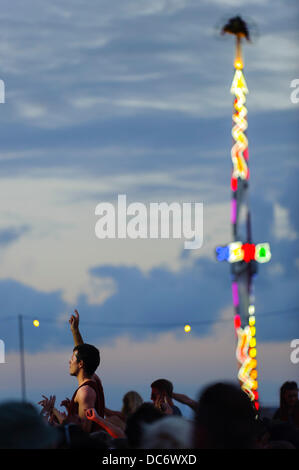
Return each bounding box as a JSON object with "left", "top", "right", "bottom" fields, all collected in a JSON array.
[{"left": 39, "top": 310, "right": 105, "bottom": 433}]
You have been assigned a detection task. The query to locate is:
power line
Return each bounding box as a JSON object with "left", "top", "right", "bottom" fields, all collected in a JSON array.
[{"left": 0, "top": 306, "right": 298, "bottom": 329}]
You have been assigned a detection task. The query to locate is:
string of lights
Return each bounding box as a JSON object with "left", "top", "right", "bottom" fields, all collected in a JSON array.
[{"left": 1, "top": 306, "right": 298, "bottom": 330}]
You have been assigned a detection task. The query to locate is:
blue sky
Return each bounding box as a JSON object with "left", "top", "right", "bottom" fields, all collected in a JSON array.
[{"left": 0, "top": 0, "right": 298, "bottom": 411}]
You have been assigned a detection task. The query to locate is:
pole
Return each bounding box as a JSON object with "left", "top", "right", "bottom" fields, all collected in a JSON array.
[{"left": 18, "top": 314, "right": 26, "bottom": 402}]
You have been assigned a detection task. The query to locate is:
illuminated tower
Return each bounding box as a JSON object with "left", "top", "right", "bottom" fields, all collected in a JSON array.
[{"left": 216, "top": 17, "right": 271, "bottom": 411}]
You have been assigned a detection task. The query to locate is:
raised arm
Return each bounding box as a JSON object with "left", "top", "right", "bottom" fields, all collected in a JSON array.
[
  {"left": 69, "top": 309, "right": 84, "bottom": 346},
  {"left": 172, "top": 392, "right": 197, "bottom": 411}
]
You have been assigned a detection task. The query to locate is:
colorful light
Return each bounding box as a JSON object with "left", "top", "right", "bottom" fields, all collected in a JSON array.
[
  {"left": 184, "top": 324, "right": 191, "bottom": 333},
  {"left": 232, "top": 282, "right": 239, "bottom": 307},
  {"left": 229, "top": 241, "right": 243, "bottom": 263},
  {"left": 33, "top": 320, "right": 39, "bottom": 328},
  {"left": 230, "top": 69, "right": 249, "bottom": 181},
  {"left": 216, "top": 241, "right": 271, "bottom": 264},
  {"left": 255, "top": 243, "right": 271, "bottom": 263}
]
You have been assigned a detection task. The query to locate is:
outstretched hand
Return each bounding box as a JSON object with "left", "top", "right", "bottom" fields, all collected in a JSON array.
[{"left": 69, "top": 309, "right": 79, "bottom": 332}]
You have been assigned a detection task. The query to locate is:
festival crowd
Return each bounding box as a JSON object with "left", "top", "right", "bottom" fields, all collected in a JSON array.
[{"left": 0, "top": 310, "right": 298, "bottom": 449}]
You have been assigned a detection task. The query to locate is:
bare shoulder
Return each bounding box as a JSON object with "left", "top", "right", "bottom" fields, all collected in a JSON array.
[{"left": 76, "top": 384, "right": 96, "bottom": 402}]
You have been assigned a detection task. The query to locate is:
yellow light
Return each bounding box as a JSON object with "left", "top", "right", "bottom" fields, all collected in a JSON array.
[
  {"left": 33, "top": 320, "right": 39, "bottom": 328},
  {"left": 250, "top": 370, "right": 258, "bottom": 380},
  {"left": 250, "top": 359, "right": 257, "bottom": 369},
  {"left": 250, "top": 338, "right": 256, "bottom": 348},
  {"left": 234, "top": 60, "right": 243, "bottom": 70},
  {"left": 249, "top": 316, "right": 255, "bottom": 326},
  {"left": 184, "top": 324, "right": 191, "bottom": 333},
  {"left": 249, "top": 348, "right": 257, "bottom": 358},
  {"left": 252, "top": 381, "right": 258, "bottom": 391},
  {"left": 229, "top": 242, "right": 243, "bottom": 263},
  {"left": 250, "top": 326, "right": 256, "bottom": 337}
]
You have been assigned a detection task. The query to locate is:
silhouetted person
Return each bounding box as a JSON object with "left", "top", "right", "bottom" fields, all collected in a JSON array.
[
  {"left": 125, "top": 402, "right": 164, "bottom": 448},
  {"left": 273, "top": 381, "right": 299, "bottom": 429},
  {"left": 193, "top": 382, "right": 257, "bottom": 449}
]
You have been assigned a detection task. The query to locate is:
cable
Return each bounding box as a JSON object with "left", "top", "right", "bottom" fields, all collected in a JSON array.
[{"left": 1, "top": 306, "right": 298, "bottom": 329}]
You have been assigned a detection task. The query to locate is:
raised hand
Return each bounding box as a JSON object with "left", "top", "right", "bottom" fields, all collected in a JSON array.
[
  {"left": 69, "top": 309, "right": 79, "bottom": 332},
  {"left": 38, "top": 394, "right": 56, "bottom": 418},
  {"left": 85, "top": 408, "right": 99, "bottom": 422},
  {"left": 60, "top": 397, "right": 71, "bottom": 413}
]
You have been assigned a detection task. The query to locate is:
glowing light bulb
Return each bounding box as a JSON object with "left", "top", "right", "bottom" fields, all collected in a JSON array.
[
  {"left": 33, "top": 320, "right": 39, "bottom": 328},
  {"left": 249, "top": 316, "right": 255, "bottom": 326},
  {"left": 248, "top": 305, "right": 255, "bottom": 315},
  {"left": 184, "top": 324, "right": 191, "bottom": 333},
  {"left": 249, "top": 348, "right": 257, "bottom": 358},
  {"left": 250, "top": 326, "right": 256, "bottom": 337}
]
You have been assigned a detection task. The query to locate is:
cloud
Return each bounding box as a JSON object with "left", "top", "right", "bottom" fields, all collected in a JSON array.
[{"left": 0, "top": 225, "right": 30, "bottom": 246}]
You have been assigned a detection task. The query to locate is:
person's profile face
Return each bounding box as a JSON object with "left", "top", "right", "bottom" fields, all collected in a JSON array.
[
  {"left": 151, "top": 387, "right": 161, "bottom": 403},
  {"left": 69, "top": 350, "right": 79, "bottom": 376}
]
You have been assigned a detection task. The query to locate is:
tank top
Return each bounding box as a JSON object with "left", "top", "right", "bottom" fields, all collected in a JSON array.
[{"left": 68, "top": 377, "right": 105, "bottom": 432}]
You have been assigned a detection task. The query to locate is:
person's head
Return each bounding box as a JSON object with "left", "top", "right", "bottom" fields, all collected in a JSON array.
[
  {"left": 0, "top": 401, "right": 59, "bottom": 449},
  {"left": 151, "top": 379, "right": 173, "bottom": 405},
  {"left": 125, "top": 402, "right": 164, "bottom": 448},
  {"left": 69, "top": 344, "right": 100, "bottom": 378},
  {"left": 279, "top": 381, "right": 298, "bottom": 409},
  {"left": 121, "top": 391, "right": 143, "bottom": 418},
  {"left": 193, "top": 382, "right": 257, "bottom": 449},
  {"left": 142, "top": 416, "right": 192, "bottom": 449}
]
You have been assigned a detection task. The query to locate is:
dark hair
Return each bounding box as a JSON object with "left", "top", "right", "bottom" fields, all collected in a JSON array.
[
  {"left": 73, "top": 344, "right": 100, "bottom": 376},
  {"left": 151, "top": 379, "right": 173, "bottom": 397},
  {"left": 125, "top": 403, "right": 164, "bottom": 448},
  {"left": 280, "top": 381, "right": 298, "bottom": 409},
  {"left": 194, "top": 382, "right": 257, "bottom": 449}
]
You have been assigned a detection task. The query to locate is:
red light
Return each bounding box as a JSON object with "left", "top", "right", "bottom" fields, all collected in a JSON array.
[
  {"left": 243, "top": 148, "right": 249, "bottom": 161},
  {"left": 234, "top": 315, "right": 241, "bottom": 330},
  {"left": 253, "top": 391, "right": 259, "bottom": 400},
  {"left": 231, "top": 177, "right": 238, "bottom": 192},
  {"left": 242, "top": 243, "right": 256, "bottom": 263},
  {"left": 254, "top": 401, "right": 259, "bottom": 411}
]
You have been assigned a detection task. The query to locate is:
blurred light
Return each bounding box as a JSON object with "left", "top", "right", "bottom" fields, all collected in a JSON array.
[
  {"left": 248, "top": 305, "right": 255, "bottom": 315},
  {"left": 249, "top": 348, "right": 257, "bottom": 358},
  {"left": 234, "top": 59, "right": 243, "bottom": 70},
  {"left": 234, "top": 315, "right": 241, "bottom": 330},
  {"left": 184, "top": 324, "right": 191, "bottom": 333},
  {"left": 250, "top": 338, "right": 256, "bottom": 348},
  {"left": 249, "top": 315, "right": 255, "bottom": 326},
  {"left": 250, "top": 326, "right": 256, "bottom": 337},
  {"left": 33, "top": 320, "right": 39, "bottom": 328},
  {"left": 255, "top": 243, "right": 271, "bottom": 263}
]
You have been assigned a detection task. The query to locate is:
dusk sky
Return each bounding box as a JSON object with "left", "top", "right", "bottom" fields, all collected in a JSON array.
[{"left": 0, "top": 0, "right": 298, "bottom": 414}]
